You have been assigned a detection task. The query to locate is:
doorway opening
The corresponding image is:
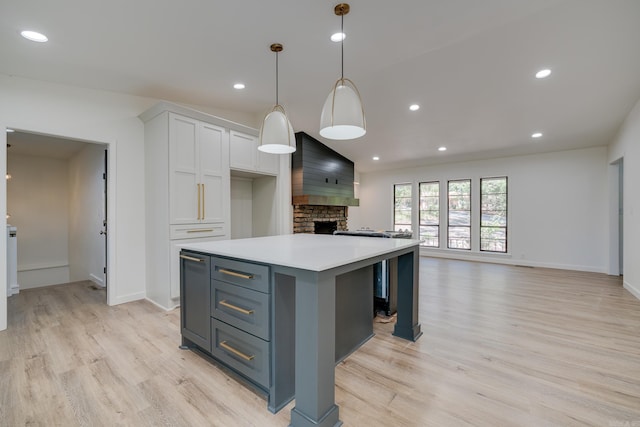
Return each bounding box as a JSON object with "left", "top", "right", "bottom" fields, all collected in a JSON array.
[{"left": 6, "top": 130, "right": 109, "bottom": 300}]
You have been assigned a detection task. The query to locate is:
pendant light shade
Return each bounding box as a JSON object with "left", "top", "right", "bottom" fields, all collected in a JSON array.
[
  {"left": 258, "top": 43, "right": 296, "bottom": 154},
  {"left": 319, "top": 3, "right": 366, "bottom": 140},
  {"left": 319, "top": 78, "right": 365, "bottom": 140},
  {"left": 259, "top": 104, "right": 295, "bottom": 154}
]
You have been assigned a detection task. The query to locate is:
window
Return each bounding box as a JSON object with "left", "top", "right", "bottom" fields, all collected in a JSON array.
[
  {"left": 448, "top": 179, "right": 471, "bottom": 249},
  {"left": 480, "top": 177, "right": 507, "bottom": 252},
  {"left": 419, "top": 182, "right": 439, "bottom": 247},
  {"left": 393, "top": 183, "right": 412, "bottom": 232}
]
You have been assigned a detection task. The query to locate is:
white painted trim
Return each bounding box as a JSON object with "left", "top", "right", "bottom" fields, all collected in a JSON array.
[
  {"left": 112, "top": 291, "right": 146, "bottom": 306},
  {"left": 145, "top": 297, "right": 179, "bottom": 311},
  {"left": 0, "top": 122, "right": 7, "bottom": 331},
  {"left": 89, "top": 273, "right": 104, "bottom": 287},
  {"left": 18, "top": 262, "right": 69, "bottom": 272},
  {"left": 623, "top": 279, "right": 640, "bottom": 301},
  {"left": 106, "top": 141, "right": 117, "bottom": 306},
  {"left": 419, "top": 249, "right": 606, "bottom": 273}
]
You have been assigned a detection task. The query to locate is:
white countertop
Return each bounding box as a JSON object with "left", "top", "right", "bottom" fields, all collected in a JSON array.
[{"left": 180, "top": 234, "right": 421, "bottom": 271}]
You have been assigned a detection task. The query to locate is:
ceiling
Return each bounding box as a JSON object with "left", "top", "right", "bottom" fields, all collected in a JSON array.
[
  {"left": 7, "top": 130, "right": 89, "bottom": 159},
  {"left": 2, "top": 0, "right": 640, "bottom": 172}
]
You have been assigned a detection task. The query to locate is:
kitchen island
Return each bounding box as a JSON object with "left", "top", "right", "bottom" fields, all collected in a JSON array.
[{"left": 180, "top": 234, "right": 422, "bottom": 427}]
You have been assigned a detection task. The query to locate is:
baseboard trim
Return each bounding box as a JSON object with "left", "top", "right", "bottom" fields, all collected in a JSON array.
[
  {"left": 623, "top": 280, "right": 640, "bottom": 301},
  {"left": 419, "top": 249, "right": 606, "bottom": 273},
  {"left": 111, "top": 292, "right": 146, "bottom": 306},
  {"left": 89, "top": 274, "right": 105, "bottom": 287}
]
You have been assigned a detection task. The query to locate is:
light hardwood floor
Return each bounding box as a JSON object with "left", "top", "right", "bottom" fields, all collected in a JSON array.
[{"left": 1, "top": 259, "right": 639, "bottom": 426}]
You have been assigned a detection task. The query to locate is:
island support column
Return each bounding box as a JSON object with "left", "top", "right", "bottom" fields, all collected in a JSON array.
[
  {"left": 289, "top": 270, "right": 342, "bottom": 427},
  {"left": 393, "top": 247, "right": 422, "bottom": 341}
]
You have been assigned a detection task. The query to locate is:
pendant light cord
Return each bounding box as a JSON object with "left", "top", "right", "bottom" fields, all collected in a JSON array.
[
  {"left": 341, "top": 13, "right": 344, "bottom": 80},
  {"left": 275, "top": 50, "right": 279, "bottom": 106}
]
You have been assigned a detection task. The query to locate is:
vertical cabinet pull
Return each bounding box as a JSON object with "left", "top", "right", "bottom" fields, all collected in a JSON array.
[
  {"left": 202, "top": 183, "right": 205, "bottom": 219},
  {"left": 197, "top": 183, "right": 201, "bottom": 220}
]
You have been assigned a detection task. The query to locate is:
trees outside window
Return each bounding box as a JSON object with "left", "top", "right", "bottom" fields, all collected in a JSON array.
[
  {"left": 419, "top": 182, "right": 439, "bottom": 247},
  {"left": 448, "top": 180, "right": 471, "bottom": 249},
  {"left": 480, "top": 177, "right": 507, "bottom": 252},
  {"left": 394, "top": 183, "right": 412, "bottom": 232}
]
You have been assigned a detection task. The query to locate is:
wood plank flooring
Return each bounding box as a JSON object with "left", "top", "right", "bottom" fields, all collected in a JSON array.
[{"left": 1, "top": 259, "right": 639, "bottom": 426}]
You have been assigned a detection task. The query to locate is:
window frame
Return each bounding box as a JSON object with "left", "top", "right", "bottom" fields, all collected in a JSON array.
[
  {"left": 418, "top": 181, "right": 440, "bottom": 247},
  {"left": 480, "top": 176, "right": 508, "bottom": 253},
  {"left": 393, "top": 183, "right": 413, "bottom": 232},
  {"left": 447, "top": 179, "right": 471, "bottom": 250}
]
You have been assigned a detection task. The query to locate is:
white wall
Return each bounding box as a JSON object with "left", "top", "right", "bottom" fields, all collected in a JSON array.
[
  {"left": 7, "top": 153, "right": 70, "bottom": 288},
  {"left": 608, "top": 97, "right": 640, "bottom": 299},
  {"left": 69, "top": 143, "right": 106, "bottom": 286},
  {"left": 0, "top": 74, "right": 270, "bottom": 330},
  {"left": 230, "top": 177, "right": 253, "bottom": 239},
  {"left": 355, "top": 146, "right": 609, "bottom": 272}
]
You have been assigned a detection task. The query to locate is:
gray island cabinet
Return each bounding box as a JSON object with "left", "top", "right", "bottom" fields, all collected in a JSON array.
[{"left": 180, "top": 234, "right": 422, "bottom": 427}]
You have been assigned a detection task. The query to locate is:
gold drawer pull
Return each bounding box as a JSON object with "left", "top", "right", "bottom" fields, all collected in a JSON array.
[
  {"left": 186, "top": 228, "right": 215, "bottom": 233},
  {"left": 219, "top": 268, "right": 254, "bottom": 280},
  {"left": 220, "top": 300, "right": 254, "bottom": 315},
  {"left": 220, "top": 341, "right": 255, "bottom": 361},
  {"left": 180, "top": 254, "right": 204, "bottom": 263}
]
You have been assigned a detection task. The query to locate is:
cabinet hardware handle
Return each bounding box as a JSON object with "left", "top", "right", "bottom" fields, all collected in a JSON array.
[
  {"left": 220, "top": 300, "right": 254, "bottom": 315},
  {"left": 197, "top": 183, "right": 201, "bottom": 220},
  {"left": 186, "top": 228, "right": 215, "bottom": 233},
  {"left": 220, "top": 341, "right": 255, "bottom": 361},
  {"left": 202, "top": 183, "right": 205, "bottom": 219},
  {"left": 180, "top": 254, "right": 204, "bottom": 263},
  {"left": 218, "top": 268, "right": 254, "bottom": 280}
]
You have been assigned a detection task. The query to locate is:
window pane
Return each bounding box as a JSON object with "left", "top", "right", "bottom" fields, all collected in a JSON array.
[
  {"left": 419, "top": 182, "right": 439, "bottom": 248},
  {"left": 394, "top": 183, "right": 412, "bottom": 231},
  {"left": 448, "top": 180, "right": 471, "bottom": 250},
  {"left": 420, "top": 210, "right": 439, "bottom": 225},
  {"left": 448, "top": 226, "right": 470, "bottom": 249},
  {"left": 480, "top": 177, "right": 507, "bottom": 253},
  {"left": 420, "top": 225, "right": 439, "bottom": 247}
]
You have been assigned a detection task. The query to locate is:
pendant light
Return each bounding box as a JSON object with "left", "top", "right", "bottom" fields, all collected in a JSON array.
[
  {"left": 319, "top": 3, "right": 366, "bottom": 140},
  {"left": 258, "top": 43, "right": 296, "bottom": 154}
]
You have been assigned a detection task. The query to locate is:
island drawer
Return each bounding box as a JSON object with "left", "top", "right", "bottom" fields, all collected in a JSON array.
[
  {"left": 211, "top": 319, "right": 269, "bottom": 388},
  {"left": 211, "top": 257, "right": 270, "bottom": 293},
  {"left": 212, "top": 280, "right": 270, "bottom": 341}
]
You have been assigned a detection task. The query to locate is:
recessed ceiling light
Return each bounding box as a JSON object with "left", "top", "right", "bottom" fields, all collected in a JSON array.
[
  {"left": 6, "top": 128, "right": 15, "bottom": 133},
  {"left": 535, "top": 69, "right": 551, "bottom": 79},
  {"left": 438, "top": 146, "right": 447, "bottom": 152},
  {"left": 21, "top": 30, "right": 48, "bottom": 43},
  {"left": 233, "top": 83, "right": 245, "bottom": 90},
  {"left": 372, "top": 156, "right": 380, "bottom": 161},
  {"left": 331, "top": 32, "right": 346, "bottom": 42},
  {"left": 409, "top": 104, "right": 420, "bottom": 111},
  {"left": 531, "top": 132, "right": 543, "bottom": 138}
]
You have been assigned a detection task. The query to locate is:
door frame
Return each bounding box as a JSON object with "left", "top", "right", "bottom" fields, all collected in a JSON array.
[
  {"left": 1, "top": 127, "right": 117, "bottom": 331},
  {"left": 608, "top": 157, "right": 623, "bottom": 276}
]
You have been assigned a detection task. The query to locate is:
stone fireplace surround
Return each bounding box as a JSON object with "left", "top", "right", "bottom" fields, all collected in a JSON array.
[{"left": 293, "top": 205, "right": 348, "bottom": 234}]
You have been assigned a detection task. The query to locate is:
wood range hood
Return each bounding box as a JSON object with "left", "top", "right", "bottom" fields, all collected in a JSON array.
[{"left": 291, "top": 132, "right": 359, "bottom": 207}]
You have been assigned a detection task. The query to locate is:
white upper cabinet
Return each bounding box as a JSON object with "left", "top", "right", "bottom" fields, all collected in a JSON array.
[
  {"left": 230, "top": 131, "right": 280, "bottom": 175},
  {"left": 169, "top": 113, "right": 229, "bottom": 225}
]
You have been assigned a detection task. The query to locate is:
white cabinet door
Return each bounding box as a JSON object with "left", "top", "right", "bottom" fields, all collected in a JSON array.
[
  {"left": 200, "top": 123, "right": 229, "bottom": 224},
  {"left": 169, "top": 114, "right": 199, "bottom": 224},
  {"left": 230, "top": 131, "right": 257, "bottom": 171},
  {"left": 257, "top": 150, "right": 280, "bottom": 175}
]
